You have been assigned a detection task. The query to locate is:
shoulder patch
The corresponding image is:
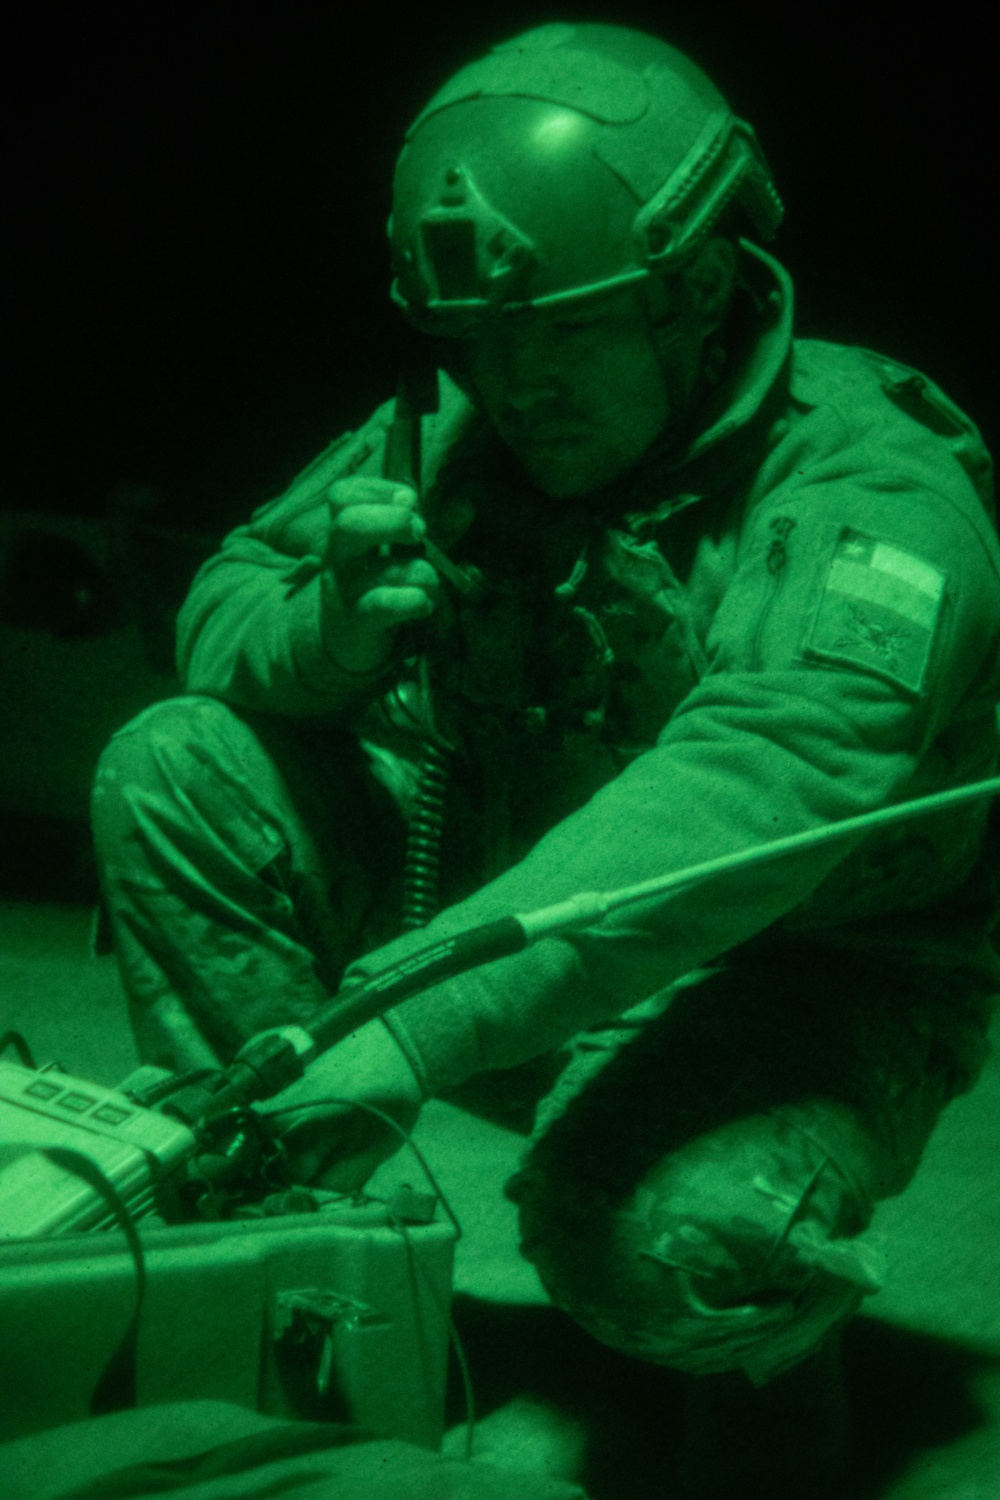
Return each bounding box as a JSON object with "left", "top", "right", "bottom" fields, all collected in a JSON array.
[{"left": 802, "top": 528, "right": 946, "bottom": 695}]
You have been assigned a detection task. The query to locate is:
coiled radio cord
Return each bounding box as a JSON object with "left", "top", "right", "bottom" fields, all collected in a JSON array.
[
  {"left": 401, "top": 733, "right": 452, "bottom": 931},
  {"left": 387, "top": 662, "right": 456, "bottom": 934}
]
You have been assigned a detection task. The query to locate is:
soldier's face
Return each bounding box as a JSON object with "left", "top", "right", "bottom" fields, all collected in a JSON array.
[{"left": 462, "top": 284, "right": 692, "bottom": 498}]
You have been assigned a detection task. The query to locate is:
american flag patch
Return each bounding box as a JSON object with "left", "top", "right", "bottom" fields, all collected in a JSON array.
[{"left": 803, "top": 528, "right": 946, "bottom": 694}]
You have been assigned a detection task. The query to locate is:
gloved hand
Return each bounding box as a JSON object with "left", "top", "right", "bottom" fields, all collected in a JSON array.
[
  {"left": 322, "top": 476, "right": 439, "bottom": 673},
  {"left": 255, "top": 1016, "right": 425, "bottom": 1194}
]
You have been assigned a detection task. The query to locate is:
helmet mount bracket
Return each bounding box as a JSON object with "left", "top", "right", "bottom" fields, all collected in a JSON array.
[{"left": 409, "top": 164, "right": 541, "bottom": 319}]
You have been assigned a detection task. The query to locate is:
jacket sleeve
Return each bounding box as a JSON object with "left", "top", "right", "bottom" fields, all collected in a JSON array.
[
  {"left": 344, "top": 410, "right": 1000, "bottom": 1098},
  {"left": 176, "top": 402, "right": 397, "bottom": 716}
]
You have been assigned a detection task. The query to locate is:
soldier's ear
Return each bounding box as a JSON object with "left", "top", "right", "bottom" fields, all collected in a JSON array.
[{"left": 688, "top": 236, "right": 738, "bottom": 333}]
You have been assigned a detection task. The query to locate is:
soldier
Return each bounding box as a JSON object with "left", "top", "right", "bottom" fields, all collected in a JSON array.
[{"left": 91, "top": 22, "right": 1000, "bottom": 1498}]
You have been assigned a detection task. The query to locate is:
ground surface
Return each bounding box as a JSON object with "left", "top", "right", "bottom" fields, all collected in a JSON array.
[{"left": 2, "top": 899, "right": 999, "bottom": 1497}]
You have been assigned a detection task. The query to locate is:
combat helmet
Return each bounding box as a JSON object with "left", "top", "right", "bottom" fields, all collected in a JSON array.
[{"left": 387, "top": 20, "right": 784, "bottom": 346}]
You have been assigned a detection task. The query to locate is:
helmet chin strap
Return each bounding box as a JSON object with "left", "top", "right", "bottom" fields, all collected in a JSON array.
[
  {"left": 642, "top": 272, "right": 697, "bottom": 424},
  {"left": 641, "top": 269, "right": 728, "bottom": 454}
]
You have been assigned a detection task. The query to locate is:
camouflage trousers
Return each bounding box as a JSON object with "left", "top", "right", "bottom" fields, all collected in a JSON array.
[{"left": 91, "top": 695, "right": 996, "bottom": 1387}]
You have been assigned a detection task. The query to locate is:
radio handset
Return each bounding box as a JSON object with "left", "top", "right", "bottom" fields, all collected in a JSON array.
[
  {"left": 380, "top": 366, "right": 480, "bottom": 598},
  {"left": 381, "top": 363, "right": 435, "bottom": 496}
]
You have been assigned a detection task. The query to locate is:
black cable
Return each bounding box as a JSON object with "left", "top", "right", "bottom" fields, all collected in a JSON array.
[
  {"left": 52, "top": 1151, "right": 148, "bottom": 1416},
  {"left": 0, "top": 1031, "right": 38, "bottom": 1069},
  {"left": 307, "top": 915, "right": 527, "bottom": 1053},
  {"left": 402, "top": 738, "right": 452, "bottom": 932},
  {"left": 260, "top": 1093, "right": 476, "bottom": 1460},
  {"left": 125, "top": 1067, "right": 220, "bottom": 1107},
  {"left": 387, "top": 675, "right": 457, "bottom": 935},
  {"left": 3, "top": 1145, "right": 148, "bottom": 1416},
  {"left": 1, "top": 1044, "right": 145, "bottom": 1418},
  {"left": 258, "top": 1097, "right": 465, "bottom": 1242},
  {"left": 387, "top": 1208, "right": 477, "bottom": 1464}
]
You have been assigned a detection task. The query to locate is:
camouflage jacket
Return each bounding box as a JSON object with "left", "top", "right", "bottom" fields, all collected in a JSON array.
[{"left": 177, "top": 243, "right": 1000, "bottom": 1094}]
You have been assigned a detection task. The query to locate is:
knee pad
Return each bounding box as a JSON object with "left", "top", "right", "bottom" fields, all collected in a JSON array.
[{"left": 505, "top": 1100, "right": 888, "bottom": 1386}]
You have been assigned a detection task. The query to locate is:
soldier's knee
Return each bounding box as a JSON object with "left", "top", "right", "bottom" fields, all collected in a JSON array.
[
  {"left": 91, "top": 694, "right": 259, "bottom": 851},
  {"left": 96, "top": 694, "right": 244, "bottom": 778},
  {"left": 506, "top": 1101, "right": 886, "bottom": 1386}
]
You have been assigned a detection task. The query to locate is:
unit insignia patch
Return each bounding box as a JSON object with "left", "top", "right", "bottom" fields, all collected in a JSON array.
[{"left": 802, "top": 528, "right": 946, "bottom": 694}]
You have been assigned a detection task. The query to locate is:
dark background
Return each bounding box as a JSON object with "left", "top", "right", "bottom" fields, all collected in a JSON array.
[{"left": 4, "top": 1, "right": 995, "bottom": 534}]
